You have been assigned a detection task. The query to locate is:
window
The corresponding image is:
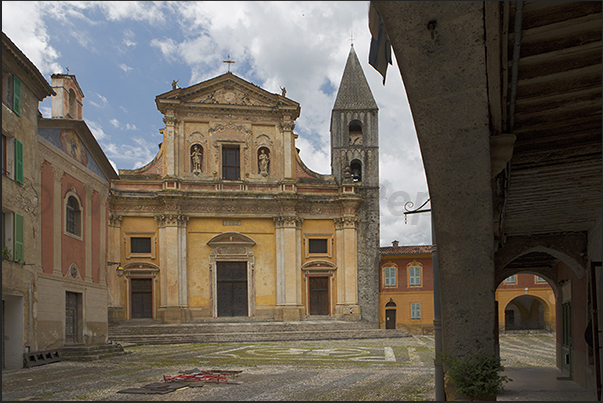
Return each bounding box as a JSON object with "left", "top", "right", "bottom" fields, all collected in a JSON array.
[
  {"left": 222, "top": 145, "right": 240, "bottom": 180},
  {"left": 126, "top": 233, "right": 156, "bottom": 258},
  {"left": 383, "top": 266, "right": 397, "bottom": 287},
  {"left": 65, "top": 195, "right": 81, "bottom": 236},
  {"left": 131, "top": 237, "right": 152, "bottom": 254},
  {"left": 408, "top": 265, "right": 422, "bottom": 286},
  {"left": 536, "top": 276, "right": 547, "bottom": 283},
  {"left": 308, "top": 238, "right": 328, "bottom": 254},
  {"left": 410, "top": 302, "right": 421, "bottom": 319},
  {"left": 2, "top": 135, "right": 22, "bottom": 183},
  {"left": 505, "top": 275, "right": 517, "bottom": 284},
  {"left": 2, "top": 209, "right": 23, "bottom": 262},
  {"left": 2, "top": 71, "right": 21, "bottom": 116}
]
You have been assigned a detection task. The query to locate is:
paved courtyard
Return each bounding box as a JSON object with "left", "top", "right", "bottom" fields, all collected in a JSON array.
[{"left": 1, "top": 333, "right": 567, "bottom": 401}]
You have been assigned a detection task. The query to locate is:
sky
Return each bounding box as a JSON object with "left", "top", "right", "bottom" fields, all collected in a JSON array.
[{"left": 2, "top": 1, "right": 432, "bottom": 246}]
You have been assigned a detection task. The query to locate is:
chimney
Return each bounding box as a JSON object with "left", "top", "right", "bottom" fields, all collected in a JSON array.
[{"left": 392, "top": 240, "right": 399, "bottom": 247}]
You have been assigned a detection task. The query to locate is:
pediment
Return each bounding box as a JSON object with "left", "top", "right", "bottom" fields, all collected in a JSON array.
[
  {"left": 207, "top": 232, "right": 256, "bottom": 246},
  {"left": 157, "top": 72, "right": 299, "bottom": 110}
]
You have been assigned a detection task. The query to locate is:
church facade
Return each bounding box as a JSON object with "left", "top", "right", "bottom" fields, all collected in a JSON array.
[{"left": 107, "top": 46, "right": 380, "bottom": 324}]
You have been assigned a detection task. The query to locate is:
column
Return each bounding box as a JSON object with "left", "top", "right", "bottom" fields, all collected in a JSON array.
[
  {"left": 280, "top": 121, "right": 295, "bottom": 179},
  {"left": 274, "top": 215, "right": 303, "bottom": 320},
  {"left": 107, "top": 214, "right": 124, "bottom": 323},
  {"left": 51, "top": 166, "right": 63, "bottom": 275},
  {"left": 156, "top": 213, "right": 189, "bottom": 323},
  {"left": 334, "top": 216, "right": 359, "bottom": 317}
]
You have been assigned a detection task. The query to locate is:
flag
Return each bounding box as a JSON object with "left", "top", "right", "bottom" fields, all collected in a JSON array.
[{"left": 368, "top": 2, "right": 392, "bottom": 85}]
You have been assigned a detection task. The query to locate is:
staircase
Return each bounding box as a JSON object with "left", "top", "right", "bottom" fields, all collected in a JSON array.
[
  {"left": 108, "top": 318, "right": 411, "bottom": 346},
  {"left": 59, "top": 343, "right": 127, "bottom": 361}
]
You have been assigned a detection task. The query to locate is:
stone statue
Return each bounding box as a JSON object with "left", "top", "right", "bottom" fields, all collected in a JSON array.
[
  {"left": 280, "top": 86, "right": 287, "bottom": 97},
  {"left": 259, "top": 149, "right": 270, "bottom": 176},
  {"left": 191, "top": 145, "right": 202, "bottom": 173},
  {"left": 172, "top": 79, "right": 180, "bottom": 90}
]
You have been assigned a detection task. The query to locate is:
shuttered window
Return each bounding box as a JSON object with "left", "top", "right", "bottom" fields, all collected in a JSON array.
[
  {"left": 408, "top": 265, "right": 421, "bottom": 286},
  {"left": 13, "top": 212, "right": 24, "bottom": 262},
  {"left": 14, "top": 138, "right": 23, "bottom": 184},
  {"left": 384, "top": 266, "right": 396, "bottom": 287},
  {"left": 12, "top": 75, "right": 21, "bottom": 116},
  {"left": 410, "top": 302, "right": 421, "bottom": 319}
]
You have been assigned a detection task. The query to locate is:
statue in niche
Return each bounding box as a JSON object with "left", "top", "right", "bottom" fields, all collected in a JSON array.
[
  {"left": 191, "top": 144, "right": 203, "bottom": 174},
  {"left": 258, "top": 148, "right": 270, "bottom": 176}
]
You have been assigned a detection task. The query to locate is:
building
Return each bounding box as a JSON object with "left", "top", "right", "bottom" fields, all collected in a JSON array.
[
  {"left": 107, "top": 45, "right": 380, "bottom": 324},
  {"left": 2, "top": 31, "right": 117, "bottom": 369},
  {"left": 372, "top": 1, "right": 601, "bottom": 398},
  {"left": 378, "top": 242, "right": 555, "bottom": 334},
  {"left": 2, "top": 31, "right": 55, "bottom": 369}
]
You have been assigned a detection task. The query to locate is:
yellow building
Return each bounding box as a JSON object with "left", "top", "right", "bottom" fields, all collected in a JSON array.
[
  {"left": 107, "top": 46, "right": 381, "bottom": 324},
  {"left": 379, "top": 242, "right": 555, "bottom": 334}
]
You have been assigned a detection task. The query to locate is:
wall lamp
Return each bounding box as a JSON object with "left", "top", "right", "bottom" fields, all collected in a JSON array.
[{"left": 107, "top": 261, "right": 124, "bottom": 277}]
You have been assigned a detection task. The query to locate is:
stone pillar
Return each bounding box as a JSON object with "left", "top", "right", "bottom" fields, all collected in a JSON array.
[
  {"left": 335, "top": 216, "right": 360, "bottom": 318},
  {"left": 84, "top": 183, "right": 93, "bottom": 282},
  {"left": 156, "top": 213, "right": 189, "bottom": 323},
  {"left": 274, "top": 216, "right": 303, "bottom": 320},
  {"left": 107, "top": 214, "right": 124, "bottom": 323},
  {"left": 163, "top": 111, "right": 177, "bottom": 177},
  {"left": 52, "top": 166, "right": 63, "bottom": 275},
  {"left": 375, "top": 2, "right": 498, "bottom": 398},
  {"left": 281, "top": 121, "right": 295, "bottom": 179}
]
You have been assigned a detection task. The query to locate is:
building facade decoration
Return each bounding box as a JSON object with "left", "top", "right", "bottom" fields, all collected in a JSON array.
[{"left": 107, "top": 45, "right": 380, "bottom": 324}]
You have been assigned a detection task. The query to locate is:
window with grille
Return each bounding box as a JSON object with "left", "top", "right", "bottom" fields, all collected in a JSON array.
[
  {"left": 222, "top": 146, "right": 240, "bottom": 180},
  {"left": 65, "top": 196, "right": 81, "bottom": 236},
  {"left": 505, "top": 275, "right": 517, "bottom": 284},
  {"left": 131, "top": 237, "right": 152, "bottom": 254},
  {"left": 383, "top": 266, "right": 396, "bottom": 287},
  {"left": 308, "top": 238, "right": 328, "bottom": 254}
]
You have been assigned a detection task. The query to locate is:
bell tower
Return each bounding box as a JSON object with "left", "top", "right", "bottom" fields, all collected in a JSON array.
[{"left": 330, "top": 44, "right": 380, "bottom": 322}]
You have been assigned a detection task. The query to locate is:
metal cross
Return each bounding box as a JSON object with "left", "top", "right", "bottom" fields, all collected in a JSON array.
[
  {"left": 350, "top": 33, "right": 355, "bottom": 47},
  {"left": 223, "top": 55, "right": 235, "bottom": 72}
]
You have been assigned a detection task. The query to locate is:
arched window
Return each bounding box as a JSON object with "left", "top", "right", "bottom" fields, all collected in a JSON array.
[
  {"left": 348, "top": 120, "right": 363, "bottom": 145},
  {"left": 66, "top": 195, "right": 81, "bottom": 236},
  {"left": 407, "top": 260, "right": 423, "bottom": 286},
  {"left": 350, "top": 159, "right": 362, "bottom": 182}
]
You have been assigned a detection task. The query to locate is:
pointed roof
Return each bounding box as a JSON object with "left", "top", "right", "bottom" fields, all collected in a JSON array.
[{"left": 333, "top": 45, "right": 378, "bottom": 111}]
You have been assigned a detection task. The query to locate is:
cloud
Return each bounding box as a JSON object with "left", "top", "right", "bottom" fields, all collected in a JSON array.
[
  {"left": 86, "top": 120, "right": 108, "bottom": 141},
  {"left": 102, "top": 135, "right": 158, "bottom": 170},
  {"left": 119, "top": 63, "right": 134, "bottom": 73},
  {"left": 89, "top": 93, "right": 109, "bottom": 108}
]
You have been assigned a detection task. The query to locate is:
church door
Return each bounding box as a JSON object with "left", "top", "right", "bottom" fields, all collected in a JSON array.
[
  {"left": 131, "top": 278, "right": 153, "bottom": 319},
  {"left": 65, "top": 292, "right": 79, "bottom": 344},
  {"left": 217, "top": 262, "right": 248, "bottom": 317},
  {"left": 309, "top": 276, "right": 329, "bottom": 315}
]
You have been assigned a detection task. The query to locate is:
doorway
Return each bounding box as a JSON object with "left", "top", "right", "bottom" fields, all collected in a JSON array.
[
  {"left": 130, "top": 278, "right": 153, "bottom": 319},
  {"left": 217, "top": 262, "right": 248, "bottom": 317},
  {"left": 308, "top": 276, "right": 329, "bottom": 315},
  {"left": 65, "top": 291, "right": 81, "bottom": 344}
]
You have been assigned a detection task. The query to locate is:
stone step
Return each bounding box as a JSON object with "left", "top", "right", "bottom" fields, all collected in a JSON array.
[
  {"left": 108, "top": 320, "right": 410, "bottom": 346},
  {"left": 60, "top": 343, "right": 127, "bottom": 361}
]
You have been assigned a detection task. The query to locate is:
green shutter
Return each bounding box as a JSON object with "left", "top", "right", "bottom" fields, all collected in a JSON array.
[
  {"left": 13, "top": 213, "right": 24, "bottom": 262},
  {"left": 14, "top": 138, "right": 23, "bottom": 184},
  {"left": 12, "top": 75, "right": 21, "bottom": 116}
]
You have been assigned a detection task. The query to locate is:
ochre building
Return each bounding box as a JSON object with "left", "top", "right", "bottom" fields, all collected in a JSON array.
[{"left": 107, "top": 46, "right": 380, "bottom": 324}]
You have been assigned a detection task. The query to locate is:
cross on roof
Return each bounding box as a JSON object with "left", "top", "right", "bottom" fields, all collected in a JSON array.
[{"left": 223, "top": 54, "right": 235, "bottom": 72}]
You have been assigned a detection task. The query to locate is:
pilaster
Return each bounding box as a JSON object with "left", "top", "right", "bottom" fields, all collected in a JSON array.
[
  {"left": 335, "top": 216, "right": 360, "bottom": 317},
  {"left": 107, "top": 214, "right": 124, "bottom": 323},
  {"left": 84, "top": 183, "right": 93, "bottom": 282},
  {"left": 274, "top": 215, "right": 304, "bottom": 320},
  {"left": 51, "top": 165, "right": 63, "bottom": 276}
]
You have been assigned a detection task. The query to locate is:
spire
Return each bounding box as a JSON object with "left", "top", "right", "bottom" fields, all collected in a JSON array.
[{"left": 333, "top": 45, "right": 378, "bottom": 111}]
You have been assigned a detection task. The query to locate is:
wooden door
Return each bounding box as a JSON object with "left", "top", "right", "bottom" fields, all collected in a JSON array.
[
  {"left": 65, "top": 292, "right": 78, "bottom": 344},
  {"left": 131, "top": 278, "right": 153, "bottom": 319},
  {"left": 385, "top": 309, "right": 397, "bottom": 329},
  {"left": 217, "top": 262, "right": 248, "bottom": 317},
  {"left": 309, "top": 276, "right": 329, "bottom": 315}
]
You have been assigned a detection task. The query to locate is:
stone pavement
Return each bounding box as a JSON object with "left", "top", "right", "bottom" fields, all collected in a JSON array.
[{"left": 1, "top": 333, "right": 596, "bottom": 401}]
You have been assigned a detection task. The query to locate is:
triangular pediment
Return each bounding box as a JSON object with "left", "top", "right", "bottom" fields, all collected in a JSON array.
[{"left": 156, "top": 72, "right": 299, "bottom": 110}]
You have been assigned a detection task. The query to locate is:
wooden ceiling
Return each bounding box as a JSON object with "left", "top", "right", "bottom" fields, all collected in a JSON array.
[{"left": 496, "top": 1, "right": 601, "bottom": 238}]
